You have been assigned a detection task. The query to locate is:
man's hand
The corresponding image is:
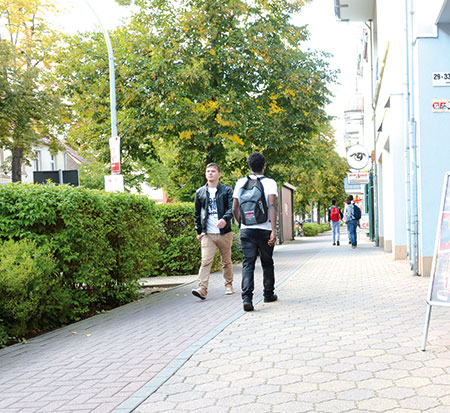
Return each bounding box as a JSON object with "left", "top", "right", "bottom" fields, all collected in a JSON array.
[
  {"left": 268, "top": 231, "right": 276, "bottom": 247},
  {"left": 197, "top": 233, "right": 205, "bottom": 242},
  {"left": 217, "top": 219, "right": 226, "bottom": 229}
]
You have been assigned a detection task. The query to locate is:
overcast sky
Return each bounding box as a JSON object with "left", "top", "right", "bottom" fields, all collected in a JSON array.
[{"left": 51, "top": 0, "right": 362, "bottom": 154}]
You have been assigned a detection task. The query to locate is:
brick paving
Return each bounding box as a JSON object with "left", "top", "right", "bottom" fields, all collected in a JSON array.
[
  {"left": 0, "top": 234, "right": 319, "bottom": 412},
  {"left": 3, "top": 231, "right": 450, "bottom": 412},
  {"left": 134, "top": 234, "right": 450, "bottom": 413}
]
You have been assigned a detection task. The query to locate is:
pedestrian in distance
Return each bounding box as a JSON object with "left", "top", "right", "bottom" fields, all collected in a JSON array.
[
  {"left": 192, "top": 163, "right": 235, "bottom": 300},
  {"left": 328, "top": 199, "right": 343, "bottom": 246},
  {"left": 233, "top": 152, "right": 278, "bottom": 312},
  {"left": 343, "top": 196, "right": 361, "bottom": 249},
  {"left": 343, "top": 194, "right": 353, "bottom": 244}
]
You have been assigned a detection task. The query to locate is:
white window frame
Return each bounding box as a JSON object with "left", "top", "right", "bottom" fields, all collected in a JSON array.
[{"left": 33, "top": 151, "right": 41, "bottom": 171}]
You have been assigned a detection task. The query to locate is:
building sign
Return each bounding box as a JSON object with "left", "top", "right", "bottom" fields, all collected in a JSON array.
[
  {"left": 432, "top": 72, "right": 450, "bottom": 87},
  {"left": 109, "top": 136, "right": 121, "bottom": 174},
  {"left": 348, "top": 172, "right": 370, "bottom": 185},
  {"left": 346, "top": 144, "right": 369, "bottom": 170},
  {"left": 432, "top": 99, "right": 450, "bottom": 112}
]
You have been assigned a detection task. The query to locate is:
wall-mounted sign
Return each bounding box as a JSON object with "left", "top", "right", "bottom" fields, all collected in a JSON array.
[
  {"left": 433, "top": 72, "right": 450, "bottom": 87},
  {"left": 432, "top": 99, "right": 450, "bottom": 112},
  {"left": 348, "top": 172, "right": 370, "bottom": 184},
  {"left": 346, "top": 144, "right": 369, "bottom": 170}
]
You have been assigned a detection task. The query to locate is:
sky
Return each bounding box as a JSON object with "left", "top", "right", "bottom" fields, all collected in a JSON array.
[{"left": 50, "top": 0, "right": 363, "bottom": 155}]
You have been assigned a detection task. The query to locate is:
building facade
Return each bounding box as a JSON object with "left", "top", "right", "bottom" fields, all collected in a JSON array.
[{"left": 335, "top": 0, "right": 450, "bottom": 275}]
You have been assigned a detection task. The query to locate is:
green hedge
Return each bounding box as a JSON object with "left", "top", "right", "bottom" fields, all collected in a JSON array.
[
  {"left": 0, "top": 239, "right": 72, "bottom": 344},
  {"left": 0, "top": 184, "right": 159, "bottom": 320},
  {"left": 0, "top": 183, "right": 243, "bottom": 345},
  {"left": 303, "top": 222, "right": 330, "bottom": 236}
]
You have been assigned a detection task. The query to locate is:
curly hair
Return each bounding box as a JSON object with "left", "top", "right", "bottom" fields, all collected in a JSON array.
[{"left": 248, "top": 152, "right": 266, "bottom": 173}]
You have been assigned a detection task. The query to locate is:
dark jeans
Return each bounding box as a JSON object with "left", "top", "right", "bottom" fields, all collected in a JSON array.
[{"left": 240, "top": 228, "right": 275, "bottom": 302}]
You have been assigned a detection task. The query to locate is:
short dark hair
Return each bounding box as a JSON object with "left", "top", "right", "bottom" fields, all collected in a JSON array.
[
  {"left": 348, "top": 195, "right": 353, "bottom": 201},
  {"left": 248, "top": 152, "right": 266, "bottom": 173},
  {"left": 206, "top": 163, "right": 221, "bottom": 172},
  {"left": 331, "top": 199, "right": 336, "bottom": 205}
]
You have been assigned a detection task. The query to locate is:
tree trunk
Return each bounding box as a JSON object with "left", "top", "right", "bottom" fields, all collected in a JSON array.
[
  {"left": 11, "top": 147, "right": 23, "bottom": 182},
  {"left": 316, "top": 201, "right": 321, "bottom": 224}
]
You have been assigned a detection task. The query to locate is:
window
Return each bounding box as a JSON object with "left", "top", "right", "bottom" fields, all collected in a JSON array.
[
  {"left": 50, "top": 154, "right": 56, "bottom": 171},
  {"left": 33, "top": 151, "right": 41, "bottom": 171}
]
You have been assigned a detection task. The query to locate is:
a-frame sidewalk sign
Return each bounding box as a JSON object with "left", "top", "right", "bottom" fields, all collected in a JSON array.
[{"left": 422, "top": 172, "right": 450, "bottom": 351}]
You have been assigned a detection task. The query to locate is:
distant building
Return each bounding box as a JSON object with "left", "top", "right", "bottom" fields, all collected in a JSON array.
[{"left": 0, "top": 139, "right": 83, "bottom": 184}]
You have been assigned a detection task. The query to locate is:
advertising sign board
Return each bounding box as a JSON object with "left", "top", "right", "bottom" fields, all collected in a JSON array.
[{"left": 422, "top": 172, "right": 450, "bottom": 350}]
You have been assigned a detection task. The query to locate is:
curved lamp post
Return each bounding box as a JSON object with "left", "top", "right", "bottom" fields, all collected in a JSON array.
[{"left": 81, "top": 0, "right": 123, "bottom": 191}]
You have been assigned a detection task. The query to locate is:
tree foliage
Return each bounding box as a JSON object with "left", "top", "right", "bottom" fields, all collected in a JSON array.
[
  {"left": 0, "top": 0, "right": 68, "bottom": 181},
  {"left": 284, "top": 124, "right": 349, "bottom": 215},
  {"left": 56, "top": 0, "right": 336, "bottom": 199}
]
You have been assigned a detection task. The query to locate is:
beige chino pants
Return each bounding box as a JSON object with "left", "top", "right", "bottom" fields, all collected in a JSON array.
[{"left": 197, "top": 232, "right": 234, "bottom": 293}]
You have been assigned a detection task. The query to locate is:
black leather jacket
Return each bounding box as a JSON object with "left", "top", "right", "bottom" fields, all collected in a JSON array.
[{"left": 194, "top": 182, "right": 233, "bottom": 235}]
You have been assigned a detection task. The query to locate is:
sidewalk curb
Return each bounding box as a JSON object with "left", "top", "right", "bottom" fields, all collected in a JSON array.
[{"left": 113, "top": 247, "right": 322, "bottom": 413}]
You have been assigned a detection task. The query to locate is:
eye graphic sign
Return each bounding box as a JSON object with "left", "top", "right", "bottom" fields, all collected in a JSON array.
[{"left": 346, "top": 145, "right": 369, "bottom": 170}]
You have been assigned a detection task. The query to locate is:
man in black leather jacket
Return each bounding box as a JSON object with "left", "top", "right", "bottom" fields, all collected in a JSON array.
[{"left": 192, "top": 163, "right": 234, "bottom": 300}]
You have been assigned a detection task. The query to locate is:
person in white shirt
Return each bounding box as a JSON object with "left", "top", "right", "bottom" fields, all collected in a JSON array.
[{"left": 232, "top": 152, "right": 278, "bottom": 312}]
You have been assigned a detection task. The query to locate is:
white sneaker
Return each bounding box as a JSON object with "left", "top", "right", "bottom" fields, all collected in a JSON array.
[{"left": 225, "top": 286, "right": 234, "bottom": 295}]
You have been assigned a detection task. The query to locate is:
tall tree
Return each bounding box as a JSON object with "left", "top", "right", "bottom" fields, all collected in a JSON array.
[
  {"left": 285, "top": 126, "right": 348, "bottom": 216},
  {"left": 56, "top": 0, "right": 335, "bottom": 199},
  {"left": 0, "top": 0, "right": 67, "bottom": 181}
]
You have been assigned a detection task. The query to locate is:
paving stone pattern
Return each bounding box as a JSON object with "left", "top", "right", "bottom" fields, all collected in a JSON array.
[
  {"left": 0, "top": 235, "right": 318, "bottom": 412},
  {"left": 135, "top": 236, "right": 450, "bottom": 413}
]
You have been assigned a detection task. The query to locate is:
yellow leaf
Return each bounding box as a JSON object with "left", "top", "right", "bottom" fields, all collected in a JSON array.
[{"left": 179, "top": 130, "right": 194, "bottom": 140}]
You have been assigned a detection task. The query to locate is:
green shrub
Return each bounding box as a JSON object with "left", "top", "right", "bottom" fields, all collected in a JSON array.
[
  {"left": 303, "top": 223, "right": 320, "bottom": 236},
  {"left": 319, "top": 223, "right": 330, "bottom": 232},
  {"left": 0, "top": 183, "right": 159, "bottom": 317},
  {"left": 0, "top": 239, "right": 72, "bottom": 346}
]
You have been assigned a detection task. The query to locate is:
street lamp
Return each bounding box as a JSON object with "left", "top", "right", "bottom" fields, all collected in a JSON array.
[{"left": 81, "top": 0, "right": 123, "bottom": 192}]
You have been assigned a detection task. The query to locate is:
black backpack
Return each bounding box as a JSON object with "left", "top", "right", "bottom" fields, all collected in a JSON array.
[
  {"left": 238, "top": 176, "right": 268, "bottom": 225},
  {"left": 352, "top": 204, "right": 361, "bottom": 220}
]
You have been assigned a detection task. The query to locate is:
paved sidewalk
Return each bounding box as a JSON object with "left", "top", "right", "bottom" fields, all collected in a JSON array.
[
  {"left": 3, "top": 231, "right": 450, "bottom": 412},
  {"left": 0, "top": 233, "right": 319, "bottom": 413},
  {"left": 135, "top": 235, "right": 450, "bottom": 413}
]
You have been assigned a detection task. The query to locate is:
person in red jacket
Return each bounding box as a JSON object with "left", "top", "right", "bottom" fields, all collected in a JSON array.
[{"left": 328, "top": 199, "right": 343, "bottom": 246}]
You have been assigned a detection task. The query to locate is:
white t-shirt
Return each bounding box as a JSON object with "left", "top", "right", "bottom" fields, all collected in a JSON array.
[
  {"left": 233, "top": 175, "right": 278, "bottom": 231},
  {"left": 206, "top": 187, "right": 220, "bottom": 234}
]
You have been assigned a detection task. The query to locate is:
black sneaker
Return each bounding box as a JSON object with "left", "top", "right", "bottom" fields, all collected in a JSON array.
[
  {"left": 337, "top": 241, "right": 340, "bottom": 246},
  {"left": 332, "top": 242, "right": 336, "bottom": 246},
  {"left": 243, "top": 301, "right": 254, "bottom": 312},
  {"left": 264, "top": 294, "right": 278, "bottom": 303}
]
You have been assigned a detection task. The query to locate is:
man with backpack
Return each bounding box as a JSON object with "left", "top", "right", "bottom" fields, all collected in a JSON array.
[
  {"left": 343, "top": 196, "right": 361, "bottom": 249},
  {"left": 328, "top": 199, "right": 343, "bottom": 246},
  {"left": 192, "top": 163, "right": 234, "bottom": 300},
  {"left": 233, "top": 152, "right": 278, "bottom": 312}
]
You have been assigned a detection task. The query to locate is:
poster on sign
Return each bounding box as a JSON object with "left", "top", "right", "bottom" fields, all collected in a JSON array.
[
  {"left": 360, "top": 213, "right": 370, "bottom": 231},
  {"left": 109, "top": 136, "right": 121, "bottom": 174},
  {"left": 428, "top": 175, "right": 450, "bottom": 304},
  {"left": 422, "top": 172, "right": 450, "bottom": 350}
]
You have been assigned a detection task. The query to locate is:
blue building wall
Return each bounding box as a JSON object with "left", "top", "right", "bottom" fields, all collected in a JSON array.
[{"left": 416, "top": 23, "right": 450, "bottom": 263}]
